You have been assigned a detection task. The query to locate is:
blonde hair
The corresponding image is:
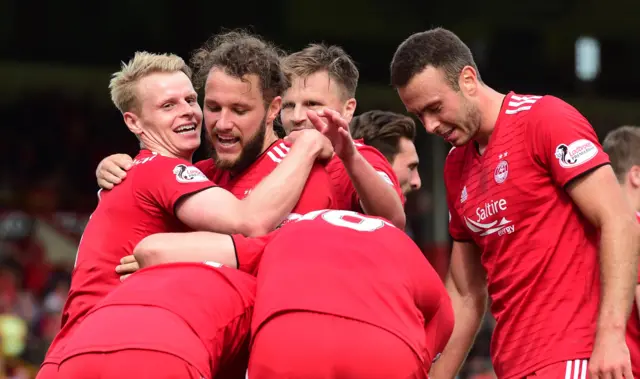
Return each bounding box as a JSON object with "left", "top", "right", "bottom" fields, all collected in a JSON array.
[{"left": 109, "top": 51, "right": 192, "bottom": 113}]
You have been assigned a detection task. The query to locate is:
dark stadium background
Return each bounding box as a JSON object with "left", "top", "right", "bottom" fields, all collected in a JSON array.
[{"left": 0, "top": 0, "right": 638, "bottom": 377}]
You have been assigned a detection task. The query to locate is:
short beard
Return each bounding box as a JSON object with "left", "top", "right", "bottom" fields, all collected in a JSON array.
[{"left": 210, "top": 116, "right": 268, "bottom": 175}]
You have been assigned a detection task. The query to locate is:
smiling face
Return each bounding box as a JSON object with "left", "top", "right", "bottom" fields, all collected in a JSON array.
[
  {"left": 398, "top": 66, "right": 481, "bottom": 147},
  {"left": 203, "top": 68, "right": 280, "bottom": 172},
  {"left": 280, "top": 71, "right": 355, "bottom": 134},
  {"left": 124, "top": 71, "right": 202, "bottom": 159}
]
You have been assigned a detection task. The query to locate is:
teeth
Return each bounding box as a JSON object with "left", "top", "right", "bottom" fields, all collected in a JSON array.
[{"left": 176, "top": 124, "right": 196, "bottom": 132}]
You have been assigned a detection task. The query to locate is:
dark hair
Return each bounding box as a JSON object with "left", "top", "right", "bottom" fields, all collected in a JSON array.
[
  {"left": 350, "top": 110, "right": 416, "bottom": 163},
  {"left": 390, "top": 27, "right": 481, "bottom": 89},
  {"left": 282, "top": 43, "right": 359, "bottom": 99},
  {"left": 602, "top": 125, "right": 640, "bottom": 182},
  {"left": 190, "top": 30, "right": 288, "bottom": 104}
]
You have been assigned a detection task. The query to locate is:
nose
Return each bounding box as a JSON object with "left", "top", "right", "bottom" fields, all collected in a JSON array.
[
  {"left": 215, "top": 109, "right": 234, "bottom": 132},
  {"left": 421, "top": 115, "right": 440, "bottom": 134},
  {"left": 292, "top": 104, "right": 308, "bottom": 125},
  {"left": 410, "top": 170, "right": 422, "bottom": 191}
]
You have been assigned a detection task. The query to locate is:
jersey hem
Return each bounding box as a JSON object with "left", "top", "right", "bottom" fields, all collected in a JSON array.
[{"left": 497, "top": 351, "right": 591, "bottom": 379}]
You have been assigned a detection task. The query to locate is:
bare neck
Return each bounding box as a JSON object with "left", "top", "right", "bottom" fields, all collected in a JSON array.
[
  {"left": 623, "top": 183, "right": 640, "bottom": 213},
  {"left": 474, "top": 85, "right": 507, "bottom": 152},
  {"left": 140, "top": 138, "right": 193, "bottom": 163}
]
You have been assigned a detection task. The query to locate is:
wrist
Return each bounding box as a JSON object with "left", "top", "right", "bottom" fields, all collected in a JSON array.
[
  {"left": 596, "top": 320, "right": 627, "bottom": 336},
  {"left": 341, "top": 149, "right": 362, "bottom": 168}
]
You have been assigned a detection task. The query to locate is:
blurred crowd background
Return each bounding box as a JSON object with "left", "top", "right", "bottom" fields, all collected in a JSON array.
[{"left": 1, "top": 0, "right": 640, "bottom": 377}]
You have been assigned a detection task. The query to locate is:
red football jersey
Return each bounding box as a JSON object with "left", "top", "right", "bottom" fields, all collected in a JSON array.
[
  {"left": 232, "top": 209, "right": 453, "bottom": 369},
  {"left": 445, "top": 93, "right": 610, "bottom": 378},
  {"left": 195, "top": 140, "right": 334, "bottom": 218},
  {"left": 627, "top": 212, "right": 640, "bottom": 378},
  {"left": 44, "top": 150, "right": 215, "bottom": 365},
  {"left": 326, "top": 139, "right": 405, "bottom": 212},
  {"left": 58, "top": 262, "right": 255, "bottom": 378}
]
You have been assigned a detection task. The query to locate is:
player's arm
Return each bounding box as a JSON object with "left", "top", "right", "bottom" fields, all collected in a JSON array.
[
  {"left": 429, "top": 241, "right": 488, "bottom": 379},
  {"left": 567, "top": 168, "right": 640, "bottom": 333},
  {"left": 96, "top": 153, "right": 134, "bottom": 189},
  {"left": 307, "top": 108, "right": 405, "bottom": 228},
  {"left": 134, "top": 232, "right": 238, "bottom": 268},
  {"left": 177, "top": 130, "right": 332, "bottom": 236},
  {"left": 341, "top": 149, "right": 406, "bottom": 228}
]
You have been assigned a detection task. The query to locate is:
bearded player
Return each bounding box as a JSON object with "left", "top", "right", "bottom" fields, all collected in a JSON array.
[
  {"left": 603, "top": 125, "right": 640, "bottom": 379},
  {"left": 36, "top": 51, "right": 331, "bottom": 379},
  {"left": 96, "top": 31, "right": 335, "bottom": 223},
  {"left": 391, "top": 28, "right": 639, "bottom": 378}
]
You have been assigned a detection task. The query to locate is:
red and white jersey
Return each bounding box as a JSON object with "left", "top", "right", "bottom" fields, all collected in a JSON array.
[
  {"left": 232, "top": 209, "right": 453, "bottom": 369},
  {"left": 445, "top": 93, "right": 610, "bottom": 378},
  {"left": 44, "top": 150, "right": 215, "bottom": 365},
  {"left": 196, "top": 140, "right": 334, "bottom": 219},
  {"left": 627, "top": 212, "right": 640, "bottom": 378},
  {"left": 58, "top": 262, "right": 256, "bottom": 378},
  {"left": 326, "top": 139, "right": 405, "bottom": 212}
]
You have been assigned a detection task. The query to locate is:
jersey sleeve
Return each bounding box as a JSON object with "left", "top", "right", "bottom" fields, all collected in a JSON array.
[
  {"left": 357, "top": 145, "right": 405, "bottom": 206},
  {"left": 231, "top": 232, "right": 276, "bottom": 275},
  {"left": 136, "top": 157, "right": 217, "bottom": 216},
  {"left": 444, "top": 149, "right": 473, "bottom": 242},
  {"left": 194, "top": 158, "right": 217, "bottom": 181},
  {"left": 527, "top": 96, "right": 610, "bottom": 188}
]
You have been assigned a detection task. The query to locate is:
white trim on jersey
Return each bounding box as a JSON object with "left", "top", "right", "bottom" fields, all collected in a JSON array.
[
  {"left": 267, "top": 142, "right": 289, "bottom": 163},
  {"left": 505, "top": 95, "right": 542, "bottom": 115},
  {"left": 564, "top": 359, "right": 588, "bottom": 379}
]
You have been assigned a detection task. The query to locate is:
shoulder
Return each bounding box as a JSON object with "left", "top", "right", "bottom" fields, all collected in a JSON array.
[{"left": 264, "top": 140, "right": 290, "bottom": 164}]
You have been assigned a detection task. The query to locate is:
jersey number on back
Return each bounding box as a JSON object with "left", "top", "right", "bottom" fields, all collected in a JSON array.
[{"left": 298, "top": 209, "right": 392, "bottom": 232}]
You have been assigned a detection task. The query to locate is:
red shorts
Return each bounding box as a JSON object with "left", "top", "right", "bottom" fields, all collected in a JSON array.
[
  {"left": 35, "top": 363, "right": 58, "bottom": 379},
  {"left": 249, "top": 311, "right": 425, "bottom": 379},
  {"left": 524, "top": 359, "right": 590, "bottom": 378},
  {"left": 58, "top": 350, "right": 202, "bottom": 379}
]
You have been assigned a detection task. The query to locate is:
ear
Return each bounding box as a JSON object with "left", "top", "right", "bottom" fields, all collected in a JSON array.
[
  {"left": 342, "top": 98, "right": 357, "bottom": 123},
  {"left": 459, "top": 65, "right": 480, "bottom": 96},
  {"left": 123, "top": 112, "right": 143, "bottom": 137},
  {"left": 266, "top": 96, "right": 282, "bottom": 125},
  {"left": 629, "top": 165, "right": 640, "bottom": 188}
]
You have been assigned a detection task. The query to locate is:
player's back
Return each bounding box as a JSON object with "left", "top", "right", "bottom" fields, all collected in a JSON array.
[
  {"left": 60, "top": 262, "right": 255, "bottom": 378},
  {"left": 252, "top": 209, "right": 452, "bottom": 366},
  {"left": 46, "top": 150, "right": 212, "bottom": 364}
]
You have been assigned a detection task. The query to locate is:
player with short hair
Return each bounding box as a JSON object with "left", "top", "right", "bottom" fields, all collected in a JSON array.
[
  {"left": 279, "top": 44, "right": 407, "bottom": 227},
  {"left": 132, "top": 208, "right": 454, "bottom": 379},
  {"left": 603, "top": 125, "right": 640, "bottom": 379},
  {"left": 350, "top": 110, "right": 421, "bottom": 195},
  {"left": 37, "top": 51, "right": 330, "bottom": 379},
  {"left": 96, "top": 31, "right": 335, "bottom": 222},
  {"left": 391, "top": 27, "right": 640, "bottom": 379}
]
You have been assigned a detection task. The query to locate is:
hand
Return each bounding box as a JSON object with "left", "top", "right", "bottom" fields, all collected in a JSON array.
[
  {"left": 589, "top": 330, "right": 633, "bottom": 379},
  {"left": 96, "top": 154, "right": 134, "bottom": 190},
  {"left": 307, "top": 109, "right": 356, "bottom": 161},
  {"left": 115, "top": 255, "right": 140, "bottom": 281},
  {"left": 285, "top": 129, "right": 334, "bottom": 161}
]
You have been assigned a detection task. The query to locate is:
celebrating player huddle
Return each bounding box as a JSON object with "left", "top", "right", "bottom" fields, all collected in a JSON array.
[{"left": 36, "top": 27, "right": 640, "bottom": 379}]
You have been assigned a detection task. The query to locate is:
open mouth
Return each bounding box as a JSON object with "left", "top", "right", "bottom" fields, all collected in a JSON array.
[
  {"left": 216, "top": 135, "right": 240, "bottom": 147},
  {"left": 175, "top": 124, "right": 197, "bottom": 134}
]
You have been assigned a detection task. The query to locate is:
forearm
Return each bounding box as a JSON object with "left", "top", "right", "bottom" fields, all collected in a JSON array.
[
  {"left": 597, "top": 216, "right": 639, "bottom": 333},
  {"left": 134, "top": 232, "right": 238, "bottom": 268},
  {"left": 342, "top": 152, "right": 406, "bottom": 228},
  {"left": 243, "top": 143, "right": 318, "bottom": 235},
  {"left": 430, "top": 290, "right": 487, "bottom": 378}
]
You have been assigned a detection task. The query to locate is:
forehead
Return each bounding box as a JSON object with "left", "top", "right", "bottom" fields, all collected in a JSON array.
[
  {"left": 137, "top": 71, "right": 195, "bottom": 103},
  {"left": 397, "top": 137, "right": 419, "bottom": 160},
  {"left": 204, "top": 68, "right": 263, "bottom": 104},
  {"left": 284, "top": 71, "right": 343, "bottom": 101},
  {"left": 398, "top": 66, "right": 452, "bottom": 111}
]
